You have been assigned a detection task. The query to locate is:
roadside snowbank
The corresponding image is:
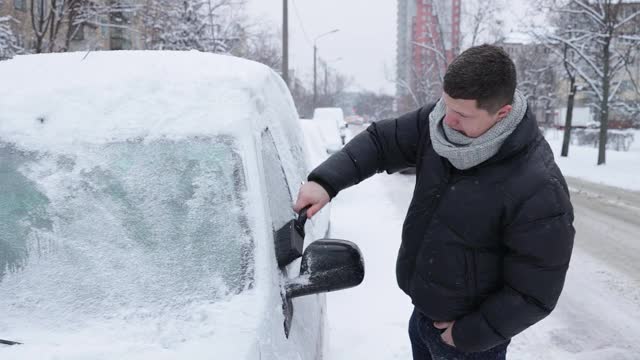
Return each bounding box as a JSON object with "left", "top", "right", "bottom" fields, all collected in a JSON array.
[{"left": 544, "top": 129, "right": 640, "bottom": 192}]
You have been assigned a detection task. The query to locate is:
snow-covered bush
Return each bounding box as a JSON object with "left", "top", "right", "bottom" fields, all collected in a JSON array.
[{"left": 0, "top": 14, "right": 18, "bottom": 61}]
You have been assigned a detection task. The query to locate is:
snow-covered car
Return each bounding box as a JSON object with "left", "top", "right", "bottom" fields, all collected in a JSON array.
[
  {"left": 312, "top": 107, "right": 347, "bottom": 150},
  {"left": 300, "top": 118, "right": 333, "bottom": 165},
  {"left": 0, "top": 51, "right": 364, "bottom": 360},
  {"left": 344, "top": 115, "right": 365, "bottom": 126}
]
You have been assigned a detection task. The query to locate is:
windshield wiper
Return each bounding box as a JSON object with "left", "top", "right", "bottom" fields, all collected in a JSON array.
[{"left": 0, "top": 339, "right": 21, "bottom": 346}]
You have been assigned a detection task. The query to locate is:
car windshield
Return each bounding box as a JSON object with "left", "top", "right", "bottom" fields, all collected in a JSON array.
[{"left": 0, "top": 136, "right": 254, "bottom": 327}]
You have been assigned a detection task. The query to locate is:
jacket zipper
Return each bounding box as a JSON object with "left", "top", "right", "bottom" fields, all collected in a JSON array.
[{"left": 465, "top": 249, "right": 477, "bottom": 303}]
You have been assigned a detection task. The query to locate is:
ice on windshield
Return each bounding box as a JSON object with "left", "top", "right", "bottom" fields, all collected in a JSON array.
[{"left": 0, "top": 136, "right": 254, "bottom": 328}]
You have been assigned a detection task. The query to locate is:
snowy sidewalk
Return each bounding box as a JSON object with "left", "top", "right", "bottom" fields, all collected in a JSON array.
[{"left": 325, "top": 173, "right": 415, "bottom": 359}]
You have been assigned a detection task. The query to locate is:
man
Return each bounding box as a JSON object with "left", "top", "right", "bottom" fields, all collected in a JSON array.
[{"left": 294, "top": 45, "right": 575, "bottom": 359}]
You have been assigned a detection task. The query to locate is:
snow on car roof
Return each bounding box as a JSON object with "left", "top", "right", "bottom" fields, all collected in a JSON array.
[{"left": 0, "top": 51, "right": 298, "bottom": 150}]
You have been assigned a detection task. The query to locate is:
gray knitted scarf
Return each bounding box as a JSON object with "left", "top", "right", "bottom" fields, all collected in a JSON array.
[{"left": 429, "top": 90, "right": 527, "bottom": 170}]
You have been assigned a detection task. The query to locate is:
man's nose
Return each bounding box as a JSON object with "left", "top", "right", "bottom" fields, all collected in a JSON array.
[{"left": 444, "top": 114, "right": 459, "bottom": 128}]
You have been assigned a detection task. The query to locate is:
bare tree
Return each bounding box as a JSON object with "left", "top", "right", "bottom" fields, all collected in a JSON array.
[
  {"left": 65, "top": 1, "right": 137, "bottom": 50},
  {"left": 22, "top": 0, "right": 136, "bottom": 53},
  {"left": 501, "top": 37, "right": 560, "bottom": 128},
  {"left": 30, "top": 0, "right": 54, "bottom": 53},
  {"left": 560, "top": 37, "right": 579, "bottom": 157},
  {"left": 231, "top": 23, "right": 281, "bottom": 71},
  {"left": 461, "top": 0, "right": 505, "bottom": 48},
  {"left": 29, "top": 0, "right": 79, "bottom": 52},
  {"left": 290, "top": 68, "right": 352, "bottom": 118},
  {"left": 396, "top": 1, "right": 459, "bottom": 110},
  {"left": 539, "top": 0, "right": 640, "bottom": 165},
  {"left": 139, "top": 0, "right": 245, "bottom": 53},
  {"left": 353, "top": 91, "right": 396, "bottom": 121},
  {"left": 388, "top": 59, "right": 443, "bottom": 110},
  {"left": 315, "top": 66, "right": 352, "bottom": 109}
]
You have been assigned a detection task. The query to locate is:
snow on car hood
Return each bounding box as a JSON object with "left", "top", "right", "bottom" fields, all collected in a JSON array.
[{"left": 0, "top": 291, "right": 262, "bottom": 360}]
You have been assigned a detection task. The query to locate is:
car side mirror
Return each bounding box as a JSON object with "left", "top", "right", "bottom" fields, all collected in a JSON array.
[
  {"left": 281, "top": 239, "right": 364, "bottom": 337},
  {"left": 285, "top": 239, "right": 364, "bottom": 299}
]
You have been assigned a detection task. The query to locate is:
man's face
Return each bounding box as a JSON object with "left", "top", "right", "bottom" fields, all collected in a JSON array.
[{"left": 442, "top": 93, "right": 512, "bottom": 138}]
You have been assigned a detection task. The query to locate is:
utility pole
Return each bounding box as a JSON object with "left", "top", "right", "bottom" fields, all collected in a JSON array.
[
  {"left": 313, "top": 44, "right": 318, "bottom": 110},
  {"left": 282, "top": 0, "right": 289, "bottom": 87}
]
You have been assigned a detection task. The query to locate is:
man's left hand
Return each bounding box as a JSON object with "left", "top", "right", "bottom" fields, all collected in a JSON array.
[{"left": 433, "top": 321, "right": 456, "bottom": 347}]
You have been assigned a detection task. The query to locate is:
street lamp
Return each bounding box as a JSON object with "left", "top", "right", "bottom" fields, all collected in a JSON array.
[{"left": 313, "top": 29, "right": 340, "bottom": 111}]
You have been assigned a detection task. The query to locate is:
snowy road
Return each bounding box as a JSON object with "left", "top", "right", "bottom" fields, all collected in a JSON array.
[
  {"left": 325, "top": 169, "right": 640, "bottom": 359},
  {"left": 568, "top": 177, "right": 640, "bottom": 280}
]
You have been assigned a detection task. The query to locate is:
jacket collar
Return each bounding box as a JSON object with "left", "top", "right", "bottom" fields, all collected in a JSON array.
[{"left": 482, "top": 105, "right": 540, "bottom": 167}]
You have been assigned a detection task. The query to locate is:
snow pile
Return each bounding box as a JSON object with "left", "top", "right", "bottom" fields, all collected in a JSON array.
[{"left": 544, "top": 129, "right": 640, "bottom": 191}]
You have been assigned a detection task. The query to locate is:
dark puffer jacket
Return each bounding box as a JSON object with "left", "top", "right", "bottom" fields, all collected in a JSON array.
[{"left": 308, "top": 104, "right": 575, "bottom": 352}]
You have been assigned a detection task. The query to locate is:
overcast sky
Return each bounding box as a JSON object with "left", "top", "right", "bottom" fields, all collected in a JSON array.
[{"left": 247, "top": 0, "right": 533, "bottom": 95}]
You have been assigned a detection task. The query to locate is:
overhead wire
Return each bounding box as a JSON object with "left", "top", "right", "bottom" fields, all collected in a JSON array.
[{"left": 290, "top": 0, "right": 313, "bottom": 47}]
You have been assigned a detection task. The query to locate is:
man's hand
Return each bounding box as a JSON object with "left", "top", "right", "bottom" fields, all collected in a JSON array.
[
  {"left": 293, "top": 181, "right": 330, "bottom": 218},
  {"left": 434, "top": 321, "right": 456, "bottom": 347}
]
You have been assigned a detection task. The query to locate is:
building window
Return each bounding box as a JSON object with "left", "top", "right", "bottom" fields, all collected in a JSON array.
[{"left": 13, "top": 0, "right": 27, "bottom": 11}]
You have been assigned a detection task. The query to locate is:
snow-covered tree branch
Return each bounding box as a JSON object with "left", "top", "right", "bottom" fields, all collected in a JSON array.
[
  {"left": 139, "top": 0, "right": 245, "bottom": 53},
  {"left": 538, "top": 0, "right": 640, "bottom": 164},
  {"left": 461, "top": 0, "right": 504, "bottom": 48},
  {"left": 0, "top": 6, "right": 19, "bottom": 60}
]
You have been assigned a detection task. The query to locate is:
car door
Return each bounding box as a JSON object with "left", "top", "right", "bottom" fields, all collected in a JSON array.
[{"left": 260, "top": 129, "right": 325, "bottom": 360}]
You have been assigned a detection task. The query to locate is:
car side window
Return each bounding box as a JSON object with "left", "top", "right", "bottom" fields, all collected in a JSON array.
[{"left": 261, "top": 129, "right": 295, "bottom": 231}]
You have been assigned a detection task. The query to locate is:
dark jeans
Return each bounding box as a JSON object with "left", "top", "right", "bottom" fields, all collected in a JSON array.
[{"left": 408, "top": 308, "right": 509, "bottom": 360}]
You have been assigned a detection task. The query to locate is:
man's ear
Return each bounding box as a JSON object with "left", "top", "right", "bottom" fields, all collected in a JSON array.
[{"left": 496, "top": 105, "right": 513, "bottom": 122}]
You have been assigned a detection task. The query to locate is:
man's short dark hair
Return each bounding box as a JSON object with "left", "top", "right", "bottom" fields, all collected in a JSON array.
[{"left": 443, "top": 44, "right": 517, "bottom": 114}]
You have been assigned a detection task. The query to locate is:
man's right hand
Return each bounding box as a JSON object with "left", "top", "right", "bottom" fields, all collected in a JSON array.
[{"left": 293, "top": 181, "right": 330, "bottom": 218}]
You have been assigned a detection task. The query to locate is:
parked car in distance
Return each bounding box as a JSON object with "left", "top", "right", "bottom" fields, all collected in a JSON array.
[
  {"left": 300, "top": 119, "right": 329, "bottom": 168},
  {"left": 345, "top": 115, "right": 365, "bottom": 126},
  {"left": 313, "top": 107, "right": 347, "bottom": 149}
]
